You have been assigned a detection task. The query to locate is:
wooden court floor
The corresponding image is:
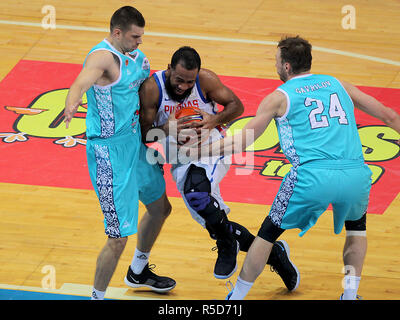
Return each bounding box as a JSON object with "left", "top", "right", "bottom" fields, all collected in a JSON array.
[{"left": 0, "top": 0, "right": 399, "bottom": 300}]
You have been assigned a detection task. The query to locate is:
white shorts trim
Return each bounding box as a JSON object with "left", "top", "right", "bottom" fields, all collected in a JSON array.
[{"left": 346, "top": 230, "right": 366, "bottom": 237}]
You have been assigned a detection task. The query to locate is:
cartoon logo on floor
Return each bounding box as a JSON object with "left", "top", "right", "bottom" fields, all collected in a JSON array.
[
  {"left": 3, "top": 88, "right": 399, "bottom": 186},
  {"left": 0, "top": 59, "right": 398, "bottom": 213},
  {"left": 2, "top": 89, "right": 87, "bottom": 147}
]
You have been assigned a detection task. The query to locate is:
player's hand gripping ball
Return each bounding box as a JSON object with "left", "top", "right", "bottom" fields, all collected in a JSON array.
[
  {"left": 175, "top": 106, "right": 203, "bottom": 145},
  {"left": 175, "top": 106, "right": 203, "bottom": 124}
]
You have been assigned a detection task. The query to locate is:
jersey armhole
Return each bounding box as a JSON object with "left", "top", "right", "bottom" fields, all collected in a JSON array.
[
  {"left": 89, "top": 48, "right": 122, "bottom": 89},
  {"left": 336, "top": 78, "right": 356, "bottom": 110},
  {"left": 153, "top": 72, "right": 163, "bottom": 110},
  {"left": 195, "top": 75, "right": 210, "bottom": 103},
  {"left": 275, "top": 88, "right": 290, "bottom": 121}
]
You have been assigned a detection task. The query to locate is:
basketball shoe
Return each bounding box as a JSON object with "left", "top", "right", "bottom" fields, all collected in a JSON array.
[
  {"left": 124, "top": 263, "right": 176, "bottom": 292},
  {"left": 339, "top": 293, "right": 363, "bottom": 300},
  {"left": 213, "top": 239, "right": 240, "bottom": 279},
  {"left": 229, "top": 222, "right": 300, "bottom": 291},
  {"left": 267, "top": 240, "right": 300, "bottom": 291}
]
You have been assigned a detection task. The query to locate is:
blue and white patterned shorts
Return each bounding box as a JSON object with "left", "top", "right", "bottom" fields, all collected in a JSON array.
[
  {"left": 86, "top": 133, "right": 166, "bottom": 238},
  {"left": 86, "top": 133, "right": 140, "bottom": 238},
  {"left": 267, "top": 160, "right": 372, "bottom": 237}
]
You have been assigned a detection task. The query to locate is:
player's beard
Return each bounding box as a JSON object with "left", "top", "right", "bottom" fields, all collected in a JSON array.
[
  {"left": 165, "top": 75, "right": 193, "bottom": 102},
  {"left": 277, "top": 68, "right": 288, "bottom": 82},
  {"left": 277, "top": 63, "right": 290, "bottom": 83}
]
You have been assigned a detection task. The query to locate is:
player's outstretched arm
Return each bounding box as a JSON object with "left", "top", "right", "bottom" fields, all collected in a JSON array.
[
  {"left": 342, "top": 80, "right": 400, "bottom": 144},
  {"left": 196, "top": 90, "right": 285, "bottom": 158}
]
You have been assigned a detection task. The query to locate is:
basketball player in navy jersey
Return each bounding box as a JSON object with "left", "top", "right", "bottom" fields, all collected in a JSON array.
[{"left": 139, "top": 46, "right": 299, "bottom": 290}]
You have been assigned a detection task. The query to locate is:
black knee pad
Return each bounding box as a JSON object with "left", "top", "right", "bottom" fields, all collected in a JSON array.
[
  {"left": 257, "top": 216, "right": 285, "bottom": 243},
  {"left": 345, "top": 213, "right": 366, "bottom": 231},
  {"left": 183, "top": 165, "right": 234, "bottom": 239},
  {"left": 183, "top": 164, "right": 221, "bottom": 221},
  {"left": 184, "top": 164, "right": 211, "bottom": 194},
  {"left": 184, "top": 165, "right": 215, "bottom": 212}
]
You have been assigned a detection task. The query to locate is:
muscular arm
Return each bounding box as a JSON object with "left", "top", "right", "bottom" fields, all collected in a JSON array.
[
  {"left": 197, "top": 68, "right": 244, "bottom": 130},
  {"left": 341, "top": 80, "right": 400, "bottom": 143},
  {"left": 139, "top": 77, "right": 161, "bottom": 141},
  {"left": 64, "top": 50, "right": 115, "bottom": 128}
]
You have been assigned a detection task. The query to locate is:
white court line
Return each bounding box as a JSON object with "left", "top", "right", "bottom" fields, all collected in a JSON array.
[
  {"left": 0, "top": 19, "right": 399, "bottom": 67},
  {"left": 0, "top": 282, "right": 164, "bottom": 300}
]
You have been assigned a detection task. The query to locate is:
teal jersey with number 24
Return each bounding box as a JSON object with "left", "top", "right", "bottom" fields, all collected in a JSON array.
[{"left": 275, "top": 74, "right": 364, "bottom": 167}]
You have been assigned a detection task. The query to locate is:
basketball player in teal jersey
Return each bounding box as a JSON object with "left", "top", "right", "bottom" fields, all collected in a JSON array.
[
  {"left": 187, "top": 36, "right": 400, "bottom": 300},
  {"left": 139, "top": 46, "right": 300, "bottom": 291},
  {"left": 64, "top": 6, "right": 175, "bottom": 300}
]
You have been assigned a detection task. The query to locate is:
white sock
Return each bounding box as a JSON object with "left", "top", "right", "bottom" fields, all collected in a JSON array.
[
  {"left": 342, "top": 276, "right": 361, "bottom": 300},
  {"left": 131, "top": 248, "right": 150, "bottom": 274},
  {"left": 91, "top": 288, "right": 105, "bottom": 300},
  {"left": 229, "top": 276, "right": 254, "bottom": 300}
]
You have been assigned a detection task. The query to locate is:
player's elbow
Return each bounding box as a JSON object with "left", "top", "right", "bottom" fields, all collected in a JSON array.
[
  {"left": 381, "top": 107, "right": 400, "bottom": 127},
  {"left": 233, "top": 100, "right": 245, "bottom": 118},
  {"left": 238, "top": 103, "right": 245, "bottom": 117}
]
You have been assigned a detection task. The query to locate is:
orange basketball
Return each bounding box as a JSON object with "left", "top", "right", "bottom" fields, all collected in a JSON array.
[
  {"left": 175, "top": 106, "right": 203, "bottom": 124},
  {"left": 175, "top": 106, "right": 204, "bottom": 145}
]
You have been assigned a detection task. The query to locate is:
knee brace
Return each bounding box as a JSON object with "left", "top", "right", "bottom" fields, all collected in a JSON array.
[
  {"left": 184, "top": 165, "right": 210, "bottom": 209},
  {"left": 257, "top": 216, "right": 285, "bottom": 243},
  {"left": 345, "top": 213, "right": 366, "bottom": 236},
  {"left": 184, "top": 164, "right": 231, "bottom": 239},
  {"left": 184, "top": 164, "right": 220, "bottom": 220}
]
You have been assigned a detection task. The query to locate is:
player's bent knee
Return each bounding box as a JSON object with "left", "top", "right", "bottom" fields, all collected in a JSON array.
[
  {"left": 346, "top": 230, "right": 366, "bottom": 237},
  {"left": 345, "top": 213, "right": 366, "bottom": 236},
  {"left": 183, "top": 164, "right": 226, "bottom": 229},
  {"left": 183, "top": 164, "right": 215, "bottom": 213},
  {"left": 184, "top": 165, "right": 210, "bottom": 194},
  {"left": 185, "top": 191, "right": 211, "bottom": 211},
  {"left": 146, "top": 193, "right": 172, "bottom": 219},
  {"left": 163, "top": 200, "right": 172, "bottom": 218},
  {"left": 107, "top": 236, "right": 128, "bottom": 252},
  {"left": 159, "top": 196, "right": 172, "bottom": 218},
  {"left": 257, "top": 216, "right": 285, "bottom": 243}
]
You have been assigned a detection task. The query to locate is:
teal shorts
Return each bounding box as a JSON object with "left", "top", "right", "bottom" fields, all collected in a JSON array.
[
  {"left": 87, "top": 133, "right": 141, "bottom": 238},
  {"left": 137, "top": 143, "right": 166, "bottom": 206},
  {"left": 268, "top": 159, "right": 372, "bottom": 237},
  {"left": 87, "top": 134, "right": 166, "bottom": 238}
]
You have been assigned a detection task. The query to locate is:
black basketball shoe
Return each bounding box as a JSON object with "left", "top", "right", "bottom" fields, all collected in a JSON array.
[
  {"left": 124, "top": 264, "right": 176, "bottom": 293},
  {"left": 267, "top": 240, "right": 300, "bottom": 291},
  {"left": 213, "top": 238, "right": 240, "bottom": 279}
]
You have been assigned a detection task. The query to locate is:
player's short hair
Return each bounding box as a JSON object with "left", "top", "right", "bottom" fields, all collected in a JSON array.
[
  {"left": 110, "top": 6, "right": 145, "bottom": 32},
  {"left": 171, "top": 46, "right": 201, "bottom": 71},
  {"left": 278, "top": 36, "right": 312, "bottom": 74}
]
